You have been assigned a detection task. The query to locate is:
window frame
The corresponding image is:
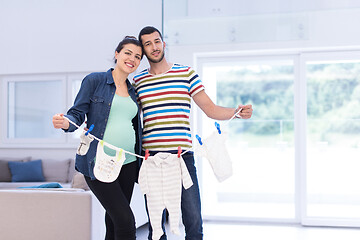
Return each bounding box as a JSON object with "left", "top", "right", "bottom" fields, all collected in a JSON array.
[
  {"left": 0, "top": 72, "right": 89, "bottom": 148},
  {"left": 194, "top": 51, "right": 300, "bottom": 224},
  {"left": 299, "top": 50, "right": 360, "bottom": 228},
  {"left": 194, "top": 48, "right": 360, "bottom": 227}
]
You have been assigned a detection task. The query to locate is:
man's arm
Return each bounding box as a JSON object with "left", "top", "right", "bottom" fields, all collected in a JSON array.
[{"left": 192, "top": 90, "right": 253, "bottom": 120}]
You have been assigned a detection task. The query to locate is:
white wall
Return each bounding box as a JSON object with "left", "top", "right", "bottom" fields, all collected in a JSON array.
[
  {"left": 0, "top": 0, "right": 161, "bottom": 75},
  {"left": 0, "top": 0, "right": 162, "bottom": 158}
]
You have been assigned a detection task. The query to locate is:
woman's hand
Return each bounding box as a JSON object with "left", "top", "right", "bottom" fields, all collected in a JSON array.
[{"left": 52, "top": 113, "right": 70, "bottom": 130}]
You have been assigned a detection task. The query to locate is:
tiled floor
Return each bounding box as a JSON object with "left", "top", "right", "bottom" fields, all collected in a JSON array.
[{"left": 136, "top": 221, "right": 360, "bottom": 240}]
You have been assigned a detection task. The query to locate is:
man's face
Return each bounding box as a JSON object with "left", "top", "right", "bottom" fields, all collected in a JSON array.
[{"left": 141, "top": 31, "right": 165, "bottom": 63}]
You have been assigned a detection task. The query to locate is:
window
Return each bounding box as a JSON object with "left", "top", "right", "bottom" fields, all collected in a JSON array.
[
  {"left": 196, "top": 55, "right": 296, "bottom": 221},
  {"left": 1, "top": 72, "right": 89, "bottom": 147},
  {"left": 196, "top": 50, "right": 360, "bottom": 227},
  {"left": 67, "top": 74, "right": 87, "bottom": 142},
  {"left": 7, "top": 80, "right": 63, "bottom": 139},
  {"left": 301, "top": 53, "right": 360, "bottom": 227}
]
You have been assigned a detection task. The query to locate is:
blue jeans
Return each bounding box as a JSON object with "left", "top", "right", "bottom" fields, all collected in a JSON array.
[{"left": 145, "top": 152, "right": 203, "bottom": 240}]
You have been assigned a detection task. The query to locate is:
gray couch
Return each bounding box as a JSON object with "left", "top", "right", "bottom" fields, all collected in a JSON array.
[
  {"left": 0, "top": 157, "right": 76, "bottom": 189},
  {"left": 0, "top": 188, "right": 106, "bottom": 240},
  {"left": 0, "top": 156, "right": 148, "bottom": 240}
]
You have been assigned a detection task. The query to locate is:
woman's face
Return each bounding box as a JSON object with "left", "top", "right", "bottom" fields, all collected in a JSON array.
[{"left": 114, "top": 43, "right": 142, "bottom": 74}]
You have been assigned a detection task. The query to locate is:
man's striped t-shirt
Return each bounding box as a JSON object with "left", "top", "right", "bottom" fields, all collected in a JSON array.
[{"left": 133, "top": 64, "right": 205, "bottom": 152}]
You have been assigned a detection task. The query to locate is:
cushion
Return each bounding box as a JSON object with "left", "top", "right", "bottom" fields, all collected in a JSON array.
[
  {"left": 71, "top": 172, "right": 90, "bottom": 191},
  {"left": 0, "top": 157, "right": 31, "bottom": 182},
  {"left": 19, "top": 182, "right": 63, "bottom": 188},
  {"left": 8, "top": 160, "right": 45, "bottom": 182},
  {"left": 41, "top": 159, "right": 72, "bottom": 183}
]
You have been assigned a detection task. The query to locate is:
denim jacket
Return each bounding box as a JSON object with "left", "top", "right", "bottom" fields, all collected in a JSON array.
[{"left": 64, "top": 68, "right": 142, "bottom": 180}]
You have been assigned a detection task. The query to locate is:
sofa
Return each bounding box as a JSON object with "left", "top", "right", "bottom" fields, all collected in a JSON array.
[
  {"left": 0, "top": 157, "right": 76, "bottom": 189},
  {"left": 0, "top": 188, "right": 106, "bottom": 240},
  {"left": 0, "top": 156, "right": 148, "bottom": 240}
]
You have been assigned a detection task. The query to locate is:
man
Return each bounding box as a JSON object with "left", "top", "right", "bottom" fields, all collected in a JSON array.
[{"left": 134, "top": 26, "right": 253, "bottom": 240}]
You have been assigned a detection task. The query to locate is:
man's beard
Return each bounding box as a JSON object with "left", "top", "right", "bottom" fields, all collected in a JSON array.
[{"left": 147, "top": 50, "right": 165, "bottom": 63}]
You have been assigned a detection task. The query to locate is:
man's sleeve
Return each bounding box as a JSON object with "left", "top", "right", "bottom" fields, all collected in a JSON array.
[{"left": 188, "top": 67, "right": 205, "bottom": 97}]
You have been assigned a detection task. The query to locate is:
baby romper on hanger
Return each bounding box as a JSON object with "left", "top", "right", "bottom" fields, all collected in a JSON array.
[
  {"left": 138, "top": 152, "right": 193, "bottom": 240},
  {"left": 93, "top": 140, "right": 126, "bottom": 183},
  {"left": 194, "top": 131, "right": 233, "bottom": 182}
]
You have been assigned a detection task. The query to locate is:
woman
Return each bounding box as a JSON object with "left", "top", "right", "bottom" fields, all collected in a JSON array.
[{"left": 52, "top": 36, "right": 143, "bottom": 240}]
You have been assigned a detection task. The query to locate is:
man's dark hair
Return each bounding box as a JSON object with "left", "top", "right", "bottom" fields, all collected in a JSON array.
[{"left": 138, "top": 26, "right": 163, "bottom": 45}]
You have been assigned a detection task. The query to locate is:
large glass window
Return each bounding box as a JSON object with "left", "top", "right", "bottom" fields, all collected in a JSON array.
[
  {"left": 303, "top": 55, "right": 360, "bottom": 226},
  {"left": 196, "top": 51, "right": 360, "bottom": 227},
  {"left": 198, "top": 57, "right": 296, "bottom": 220}
]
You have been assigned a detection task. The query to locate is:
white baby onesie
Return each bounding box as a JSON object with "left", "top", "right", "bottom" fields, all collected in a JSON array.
[
  {"left": 93, "top": 140, "right": 126, "bottom": 183},
  {"left": 138, "top": 153, "right": 193, "bottom": 240},
  {"left": 194, "top": 131, "right": 233, "bottom": 182}
]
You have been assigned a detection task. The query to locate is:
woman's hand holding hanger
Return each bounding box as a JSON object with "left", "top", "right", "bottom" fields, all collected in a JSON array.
[{"left": 52, "top": 113, "right": 70, "bottom": 130}]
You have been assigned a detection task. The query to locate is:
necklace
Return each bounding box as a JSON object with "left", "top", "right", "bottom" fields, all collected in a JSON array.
[
  {"left": 112, "top": 69, "right": 127, "bottom": 89},
  {"left": 116, "top": 83, "right": 126, "bottom": 89}
]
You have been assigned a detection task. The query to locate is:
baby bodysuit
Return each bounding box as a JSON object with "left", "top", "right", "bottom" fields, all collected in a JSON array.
[
  {"left": 93, "top": 140, "right": 126, "bottom": 183},
  {"left": 138, "top": 152, "right": 193, "bottom": 240},
  {"left": 194, "top": 131, "right": 233, "bottom": 182}
]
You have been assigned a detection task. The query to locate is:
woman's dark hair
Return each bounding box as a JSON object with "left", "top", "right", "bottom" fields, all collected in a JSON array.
[
  {"left": 114, "top": 36, "right": 143, "bottom": 63},
  {"left": 138, "top": 26, "right": 163, "bottom": 45}
]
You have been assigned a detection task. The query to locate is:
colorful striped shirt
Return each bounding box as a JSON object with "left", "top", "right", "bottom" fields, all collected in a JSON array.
[{"left": 133, "top": 64, "right": 205, "bottom": 152}]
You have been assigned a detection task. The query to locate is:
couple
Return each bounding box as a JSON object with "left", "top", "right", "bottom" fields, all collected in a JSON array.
[{"left": 52, "top": 26, "right": 253, "bottom": 240}]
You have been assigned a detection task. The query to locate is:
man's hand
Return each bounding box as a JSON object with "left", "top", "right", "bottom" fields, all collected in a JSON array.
[{"left": 235, "top": 104, "right": 253, "bottom": 119}]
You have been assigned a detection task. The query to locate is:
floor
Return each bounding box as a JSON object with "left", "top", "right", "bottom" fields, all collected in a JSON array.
[{"left": 136, "top": 221, "right": 360, "bottom": 240}]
